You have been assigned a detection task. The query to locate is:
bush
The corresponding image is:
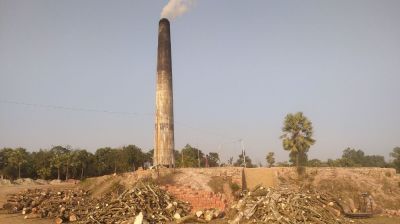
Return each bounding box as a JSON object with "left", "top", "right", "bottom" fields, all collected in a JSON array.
[{"left": 230, "top": 182, "right": 240, "bottom": 192}]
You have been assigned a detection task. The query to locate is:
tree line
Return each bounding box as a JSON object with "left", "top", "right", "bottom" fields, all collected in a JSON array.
[
  {"left": 2, "top": 112, "right": 399, "bottom": 180},
  {"left": 0, "top": 145, "right": 153, "bottom": 180},
  {"left": 267, "top": 147, "right": 400, "bottom": 171},
  {"left": 267, "top": 111, "right": 400, "bottom": 174},
  {"left": 0, "top": 144, "right": 226, "bottom": 180}
]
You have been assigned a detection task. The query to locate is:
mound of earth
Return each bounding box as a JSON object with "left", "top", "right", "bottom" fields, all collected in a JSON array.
[{"left": 276, "top": 167, "right": 400, "bottom": 212}]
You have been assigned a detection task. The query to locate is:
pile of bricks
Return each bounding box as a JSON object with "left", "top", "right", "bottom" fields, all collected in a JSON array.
[{"left": 162, "top": 185, "right": 227, "bottom": 212}]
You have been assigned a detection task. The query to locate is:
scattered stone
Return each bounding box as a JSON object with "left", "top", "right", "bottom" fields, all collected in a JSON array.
[
  {"left": 195, "top": 210, "right": 203, "bottom": 218},
  {"left": 69, "top": 213, "right": 77, "bottom": 222},
  {"left": 134, "top": 212, "right": 143, "bottom": 224},
  {"left": 204, "top": 210, "right": 214, "bottom": 221},
  {"left": 173, "top": 212, "right": 181, "bottom": 220},
  {"left": 24, "top": 213, "right": 40, "bottom": 219},
  {"left": 54, "top": 217, "right": 63, "bottom": 224}
]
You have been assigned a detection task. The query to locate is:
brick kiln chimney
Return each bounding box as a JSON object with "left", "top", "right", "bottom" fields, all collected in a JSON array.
[{"left": 154, "top": 18, "right": 174, "bottom": 167}]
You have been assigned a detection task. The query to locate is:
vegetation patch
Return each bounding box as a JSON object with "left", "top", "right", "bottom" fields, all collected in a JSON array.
[{"left": 207, "top": 176, "right": 226, "bottom": 193}]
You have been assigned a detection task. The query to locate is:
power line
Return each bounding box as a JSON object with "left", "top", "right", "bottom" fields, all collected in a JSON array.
[
  {"left": 0, "top": 99, "right": 153, "bottom": 117},
  {"left": 0, "top": 99, "right": 238, "bottom": 141}
]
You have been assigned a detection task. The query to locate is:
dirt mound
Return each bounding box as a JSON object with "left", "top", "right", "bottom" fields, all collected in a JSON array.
[
  {"left": 276, "top": 168, "right": 400, "bottom": 211},
  {"left": 13, "top": 178, "right": 35, "bottom": 185},
  {"left": 0, "top": 179, "right": 12, "bottom": 186}
]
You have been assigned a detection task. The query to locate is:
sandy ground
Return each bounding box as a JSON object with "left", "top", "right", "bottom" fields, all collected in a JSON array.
[
  {"left": 244, "top": 168, "right": 277, "bottom": 189},
  {"left": 0, "top": 183, "right": 76, "bottom": 224},
  {"left": 172, "top": 170, "right": 212, "bottom": 191},
  {"left": 0, "top": 212, "right": 52, "bottom": 224}
]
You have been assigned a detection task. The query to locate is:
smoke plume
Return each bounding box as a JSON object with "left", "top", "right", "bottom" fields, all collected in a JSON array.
[{"left": 161, "top": 0, "right": 196, "bottom": 20}]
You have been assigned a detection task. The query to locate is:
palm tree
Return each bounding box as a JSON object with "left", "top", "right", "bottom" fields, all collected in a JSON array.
[
  {"left": 266, "top": 152, "right": 275, "bottom": 168},
  {"left": 50, "top": 146, "right": 69, "bottom": 180},
  {"left": 73, "top": 149, "right": 89, "bottom": 179},
  {"left": 280, "top": 112, "right": 315, "bottom": 175},
  {"left": 8, "top": 148, "right": 28, "bottom": 179}
]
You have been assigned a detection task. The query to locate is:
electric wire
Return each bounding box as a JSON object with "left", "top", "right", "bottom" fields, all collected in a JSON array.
[{"left": 0, "top": 99, "right": 238, "bottom": 141}]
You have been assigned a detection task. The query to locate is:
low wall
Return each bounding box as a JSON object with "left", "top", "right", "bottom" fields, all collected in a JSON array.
[
  {"left": 128, "top": 167, "right": 396, "bottom": 187},
  {"left": 175, "top": 167, "right": 243, "bottom": 187},
  {"left": 271, "top": 167, "right": 397, "bottom": 178}
]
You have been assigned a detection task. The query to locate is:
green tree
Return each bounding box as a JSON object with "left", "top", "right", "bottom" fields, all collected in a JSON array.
[
  {"left": 276, "top": 161, "right": 290, "bottom": 167},
  {"left": 95, "top": 147, "right": 114, "bottom": 175},
  {"left": 95, "top": 147, "right": 127, "bottom": 174},
  {"left": 7, "top": 148, "right": 29, "bottom": 179},
  {"left": 62, "top": 151, "right": 73, "bottom": 180},
  {"left": 228, "top": 157, "right": 233, "bottom": 166},
  {"left": 37, "top": 167, "right": 51, "bottom": 179},
  {"left": 363, "top": 155, "right": 386, "bottom": 167},
  {"left": 71, "top": 149, "right": 91, "bottom": 179},
  {"left": 234, "top": 153, "right": 255, "bottom": 168},
  {"left": 50, "top": 146, "right": 69, "bottom": 180},
  {"left": 266, "top": 152, "right": 275, "bottom": 167},
  {"left": 0, "top": 148, "right": 13, "bottom": 179},
  {"left": 390, "top": 147, "right": 400, "bottom": 172},
  {"left": 342, "top": 148, "right": 365, "bottom": 166},
  {"left": 280, "top": 112, "right": 315, "bottom": 175},
  {"left": 307, "top": 159, "right": 324, "bottom": 167},
  {"left": 31, "top": 149, "right": 53, "bottom": 179},
  {"left": 122, "top": 145, "right": 149, "bottom": 171},
  {"left": 173, "top": 149, "right": 183, "bottom": 168},
  {"left": 180, "top": 144, "right": 204, "bottom": 168},
  {"left": 207, "top": 152, "right": 220, "bottom": 167},
  {"left": 339, "top": 148, "right": 387, "bottom": 167},
  {"left": 146, "top": 149, "right": 154, "bottom": 166}
]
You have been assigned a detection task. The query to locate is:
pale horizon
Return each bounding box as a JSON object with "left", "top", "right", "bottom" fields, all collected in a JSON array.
[{"left": 1, "top": 0, "right": 399, "bottom": 165}]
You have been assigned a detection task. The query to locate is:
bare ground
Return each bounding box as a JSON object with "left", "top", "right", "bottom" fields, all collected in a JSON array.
[{"left": 243, "top": 168, "right": 277, "bottom": 189}]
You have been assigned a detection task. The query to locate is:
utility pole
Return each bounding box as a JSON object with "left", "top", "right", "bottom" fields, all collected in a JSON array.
[
  {"left": 240, "top": 139, "right": 246, "bottom": 168},
  {"left": 181, "top": 149, "right": 184, "bottom": 168},
  {"left": 198, "top": 148, "right": 200, "bottom": 168}
]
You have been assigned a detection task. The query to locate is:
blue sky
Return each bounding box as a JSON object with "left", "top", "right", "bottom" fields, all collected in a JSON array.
[{"left": 0, "top": 0, "right": 399, "bottom": 164}]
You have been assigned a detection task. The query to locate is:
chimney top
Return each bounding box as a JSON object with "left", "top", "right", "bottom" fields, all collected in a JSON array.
[{"left": 159, "top": 18, "right": 170, "bottom": 25}]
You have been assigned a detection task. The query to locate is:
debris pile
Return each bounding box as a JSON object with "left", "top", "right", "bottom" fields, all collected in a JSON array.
[
  {"left": 79, "top": 183, "right": 191, "bottom": 223},
  {"left": 384, "top": 209, "right": 400, "bottom": 217},
  {"left": 228, "top": 186, "right": 350, "bottom": 224},
  {"left": 3, "top": 183, "right": 192, "bottom": 224},
  {"left": 174, "top": 208, "right": 224, "bottom": 223},
  {"left": 3, "top": 188, "right": 90, "bottom": 221}
]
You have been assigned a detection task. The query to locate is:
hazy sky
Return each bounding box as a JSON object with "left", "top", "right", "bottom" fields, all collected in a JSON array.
[{"left": 1, "top": 0, "right": 399, "bottom": 164}]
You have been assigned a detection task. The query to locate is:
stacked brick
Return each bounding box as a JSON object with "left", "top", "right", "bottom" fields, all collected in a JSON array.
[{"left": 162, "top": 185, "right": 227, "bottom": 212}]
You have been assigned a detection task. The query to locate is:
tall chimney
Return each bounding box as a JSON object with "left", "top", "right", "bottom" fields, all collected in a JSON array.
[{"left": 154, "top": 18, "right": 174, "bottom": 167}]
